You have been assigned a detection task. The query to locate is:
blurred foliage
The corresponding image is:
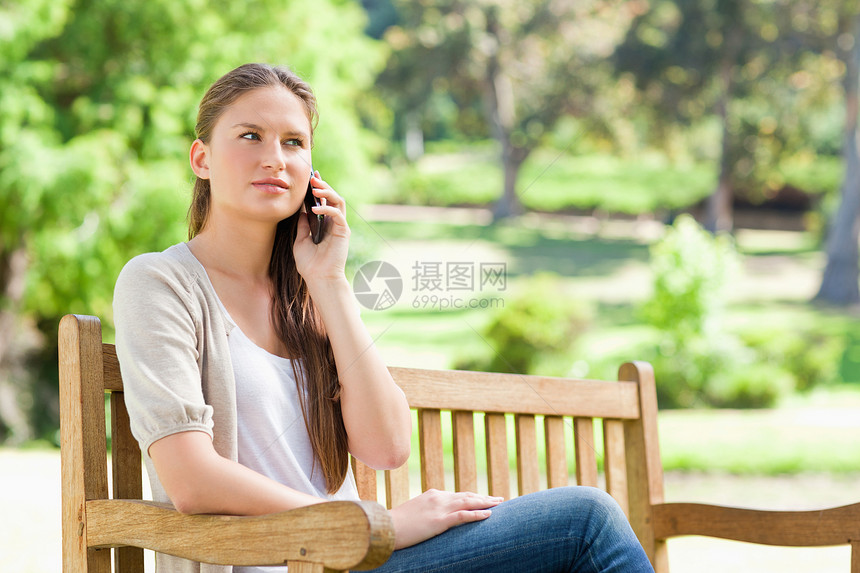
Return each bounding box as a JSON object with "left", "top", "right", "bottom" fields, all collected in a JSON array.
[
  {"left": 642, "top": 214, "right": 738, "bottom": 340},
  {"left": 741, "top": 327, "right": 844, "bottom": 393},
  {"left": 0, "top": 0, "right": 386, "bottom": 443},
  {"left": 379, "top": 0, "right": 638, "bottom": 217},
  {"left": 613, "top": 0, "right": 847, "bottom": 208},
  {"left": 640, "top": 215, "right": 745, "bottom": 407},
  {"left": 641, "top": 215, "right": 841, "bottom": 408},
  {"left": 454, "top": 273, "right": 593, "bottom": 376}
]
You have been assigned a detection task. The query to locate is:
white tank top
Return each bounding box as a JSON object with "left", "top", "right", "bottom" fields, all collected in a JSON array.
[{"left": 227, "top": 323, "right": 359, "bottom": 573}]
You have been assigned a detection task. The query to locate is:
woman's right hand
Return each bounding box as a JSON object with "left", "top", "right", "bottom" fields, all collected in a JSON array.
[{"left": 389, "top": 489, "right": 504, "bottom": 550}]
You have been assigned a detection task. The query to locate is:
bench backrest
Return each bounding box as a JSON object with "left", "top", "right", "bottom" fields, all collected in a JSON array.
[
  {"left": 60, "top": 314, "right": 144, "bottom": 572},
  {"left": 60, "top": 314, "right": 668, "bottom": 572}
]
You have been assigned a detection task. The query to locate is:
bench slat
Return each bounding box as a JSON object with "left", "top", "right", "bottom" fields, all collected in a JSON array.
[
  {"left": 574, "top": 417, "right": 598, "bottom": 487},
  {"left": 110, "top": 391, "right": 145, "bottom": 571},
  {"left": 515, "top": 414, "right": 540, "bottom": 496},
  {"left": 544, "top": 416, "right": 568, "bottom": 489},
  {"left": 352, "top": 458, "right": 377, "bottom": 502},
  {"left": 603, "top": 419, "right": 629, "bottom": 517},
  {"left": 390, "top": 367, "right": 640, "bottom": 419},
  {"left": 452, "top": 411, "right": 477, "bottom": 493},
  {"left": 103, "top": 343, "right": 122, "bottom": 392},
  {"left": 385, "top": 464, "right": 410, "bottom": 510},
  {"left": 419, "top": 409, "right": 445, "bottom": 491},
  {"left": 484, "top": 413, "right": 510, "bottom": 499}
]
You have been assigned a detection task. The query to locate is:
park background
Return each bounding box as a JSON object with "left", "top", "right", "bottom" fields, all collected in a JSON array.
[{"left": 2, "top": 0, "right": 860, "bottom": 570}]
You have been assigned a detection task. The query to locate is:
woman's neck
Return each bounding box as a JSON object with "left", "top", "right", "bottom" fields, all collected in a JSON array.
[{"left": 188, "top": 217, "right": 276, "bottom": 281}]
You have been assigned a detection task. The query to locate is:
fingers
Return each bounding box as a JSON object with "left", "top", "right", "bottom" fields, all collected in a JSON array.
[
  {"left": 390, "top": 490, "right": 503, "bottom": 550},
  {"left": 452, "top": 491, "right": 504, "bottom": 510},
  {"left": 308, "top": 174, "right": 348, "bottom": 235},
  {"left": 422, "top": 489, "right": 502, "bottom": 523},
  {"left": 450, "top": 508, "right": 493, "bottom": 524},
  {"left": 309, "top": 173, "right": 346, "bottom": 215},
  {"left": 439, "top": 493, "right": 501, "bottom": 528}
]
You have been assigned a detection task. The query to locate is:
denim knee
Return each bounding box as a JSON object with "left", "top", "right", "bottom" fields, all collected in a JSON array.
[
  {"left": 558, "top": 486, "right": 653, "bottom": 573},
  {"left": 571, "top": 486, "right": 628, "bottom": 523},
  {"left": 541, "top": 486, "right": 627, "bottom": 525}
]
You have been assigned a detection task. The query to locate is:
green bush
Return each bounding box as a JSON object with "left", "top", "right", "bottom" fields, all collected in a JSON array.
[
  {"left": 741, "top": 328, "right": 843, "bottom": 393},
  {"left": 454, "top": 273, "right": 592, "bottom": 376},
  {"left": 641, "top": 216, "right": 741, "bottom": 407},
  {"left": 641, "top": 214, "right": 738, "bottom": 339},
  {"left": 706, "top": 363, "right": 795, "bottom": 409},
  {"left": 641, "top": 215, "right": 795, "bottom": 408},
  {"left": 645, "top": 333, "right": 752, "bottom": 408}
]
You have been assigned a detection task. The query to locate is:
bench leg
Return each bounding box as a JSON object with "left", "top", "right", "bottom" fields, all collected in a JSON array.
[{"left": 852, "top": 540, "right": 860, "bottom": 573}]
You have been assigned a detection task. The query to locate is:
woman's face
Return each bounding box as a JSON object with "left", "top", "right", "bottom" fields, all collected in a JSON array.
[{"left": 191, "top": 85, "right": 313, "bottom": 227}]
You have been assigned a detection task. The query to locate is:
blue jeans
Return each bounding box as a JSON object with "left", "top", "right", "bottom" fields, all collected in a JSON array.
[{"left": 367, "top": 487, "right": 654, "bottom": 573}]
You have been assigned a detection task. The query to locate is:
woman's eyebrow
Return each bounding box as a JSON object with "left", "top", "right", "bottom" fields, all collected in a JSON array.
[
  {"left": 232, "top": 122, "right": 265, "bottom": 131},
  {"left": 231, "top": 121, "right": 308, "bottom": 138}
]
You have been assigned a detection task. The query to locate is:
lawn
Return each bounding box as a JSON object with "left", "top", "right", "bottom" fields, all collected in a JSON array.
[{"left": 379, "top": 144, "right": 718, "bottom": 214}]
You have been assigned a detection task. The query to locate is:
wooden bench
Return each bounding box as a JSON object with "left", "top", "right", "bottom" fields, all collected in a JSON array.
[{"left": 60, "top": 313, "right": 860, "bottom": 572}]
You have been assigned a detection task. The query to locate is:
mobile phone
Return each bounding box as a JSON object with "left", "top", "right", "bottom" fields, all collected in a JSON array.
[{"left": 304, "top": 168, "right": 325, "bottom": 244}]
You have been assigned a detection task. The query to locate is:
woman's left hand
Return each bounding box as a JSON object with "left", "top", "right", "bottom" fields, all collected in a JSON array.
[{"left": 293, "top": 171, "right": 350, "bottom": 285}]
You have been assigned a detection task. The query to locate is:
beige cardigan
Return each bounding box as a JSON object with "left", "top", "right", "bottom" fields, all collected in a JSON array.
[{"left": 114, "top": 242, "right": 237, "bottom": 573}]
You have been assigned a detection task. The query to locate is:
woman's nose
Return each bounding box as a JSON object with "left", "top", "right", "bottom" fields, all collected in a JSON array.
[{"left": 262, "top": 142, "right": 286, "bottom": 172}]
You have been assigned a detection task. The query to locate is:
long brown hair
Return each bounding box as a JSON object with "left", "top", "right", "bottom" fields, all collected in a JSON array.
[{"left": 189, "top": 63, "right": 348, "bottom": 494}]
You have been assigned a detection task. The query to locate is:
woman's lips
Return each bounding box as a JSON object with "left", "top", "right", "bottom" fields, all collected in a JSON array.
[{"left": 252, "top": 178, "right": 289, "bottom": 193}]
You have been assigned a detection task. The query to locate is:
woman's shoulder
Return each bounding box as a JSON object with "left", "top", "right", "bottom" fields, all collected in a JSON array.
[
  {"left": 115, "top": 243, "right": 204, "bottom": 299},
  {"left": 119, "top": 243, "right": 196, "bottom": 277}
]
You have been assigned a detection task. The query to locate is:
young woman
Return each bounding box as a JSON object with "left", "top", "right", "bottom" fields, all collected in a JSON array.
[{"left": 113, "top": 63, "right": 654, "bottom": 573}]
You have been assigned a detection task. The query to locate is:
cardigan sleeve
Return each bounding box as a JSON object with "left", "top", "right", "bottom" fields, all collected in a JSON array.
[{"left": 113, "top": 252, "right": 215, "bottom": 456}]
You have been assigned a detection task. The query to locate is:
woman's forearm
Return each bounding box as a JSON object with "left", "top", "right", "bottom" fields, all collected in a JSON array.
[
  {"left": 307, "top": 277, "right": 412, "bottom": 469},
  {"left": 149, "top": 430, "right": 325, "bottom": 515}
]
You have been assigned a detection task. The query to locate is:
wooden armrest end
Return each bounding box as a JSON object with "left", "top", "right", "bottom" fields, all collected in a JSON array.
[
  {"left": 652, "top": 501, "right": 860, "bottom": 547},
  {"left": 85, "top": 499, "right": 395, "bottom": 569}
]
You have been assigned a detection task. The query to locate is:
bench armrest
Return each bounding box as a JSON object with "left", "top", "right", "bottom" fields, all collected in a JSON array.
[
  {"left": 85, "top": 499, "right": 395, "bottom": 570},
  {"left": 652, "top": 501, "right": 860, "bottom": 547}
]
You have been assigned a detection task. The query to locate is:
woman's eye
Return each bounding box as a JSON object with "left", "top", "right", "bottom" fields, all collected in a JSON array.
[
  {"left": 283, "top": 138, "right": 303, "bottom": 147},
  {"left": 240, "top": 132, "right": 261, "bottom": 141}
]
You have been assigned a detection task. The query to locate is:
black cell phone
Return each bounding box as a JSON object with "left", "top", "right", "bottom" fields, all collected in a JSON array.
[{"left": 304, "top": 167, "right": 325, "bottom": 244}]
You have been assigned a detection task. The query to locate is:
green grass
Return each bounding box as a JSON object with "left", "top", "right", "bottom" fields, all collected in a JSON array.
[
  {"left": 383, "top": 145, "right": 716, "bottom": 214},
  {"left": 659, "top": 386, "right": 860, "bottom": 474}
]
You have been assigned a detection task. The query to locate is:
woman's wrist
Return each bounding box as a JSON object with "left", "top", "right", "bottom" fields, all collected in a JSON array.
[{"left": 305, "top": 275, "right": 352, "bottom": 300}]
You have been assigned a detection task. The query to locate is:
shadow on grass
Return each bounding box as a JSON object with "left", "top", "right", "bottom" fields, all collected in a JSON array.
[{"left": 362, "top": 220, "right": 650, "bottom": 279}]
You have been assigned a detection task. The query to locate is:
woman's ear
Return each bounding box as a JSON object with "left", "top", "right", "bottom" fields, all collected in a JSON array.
[{"left": 189, "top": 139, "right": 210, "bottom": 179}]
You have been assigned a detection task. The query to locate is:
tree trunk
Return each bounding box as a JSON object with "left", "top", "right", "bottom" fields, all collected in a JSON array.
[
  {"left": 0, "top": 243, "right": 32, "bottom": 442},
  {"left": 704, "top": 32, "right": 740, "bottom": 234},
  {"left": 404, "top": 111, "right": 424, "bottom": 162},
  {"left": 705, "top": 109, "right": 734, "bottom": 234},
  {"left": 483, "top": 6, "right": 526, "bottom": 221},
  {"left": 492, "top": 142, "right": 528, "bottom": 220},
  {"left": 816, "top": 13, "right": 860, "bottom": 305}
]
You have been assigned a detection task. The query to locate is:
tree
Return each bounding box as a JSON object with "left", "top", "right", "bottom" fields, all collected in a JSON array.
[
  {"left": 0, "top": 0, "right": 384, "bottom": 443},
  {"left": 380, "top": 0, "right": 637, "bottom": 219},
  {"left": 816, "top": 5, "right": 860, "bottom": 305},
  {"left": 613, "top": 0, "right": 839, "bottom": 233}
]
